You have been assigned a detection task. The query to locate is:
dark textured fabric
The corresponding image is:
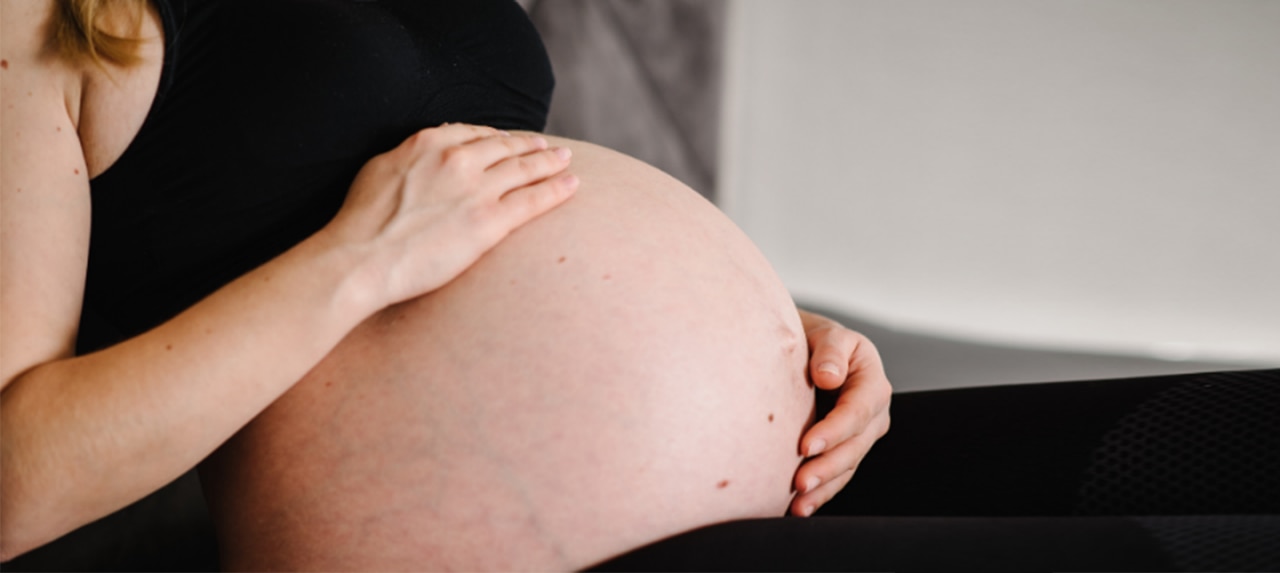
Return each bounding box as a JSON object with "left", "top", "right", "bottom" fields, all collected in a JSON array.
[
  {"left": 591, "top": 516, "right": 1173, "bottom": 572},
  {"left": 822, "top": 369, "right": 1280, "bottom": 517},
  {"left": 78, "top": 0, "right": 554, "bottom": 355},
  {"left": 592, "top": 515, "right": 1280, "bottom": 572},
  {"left": 1076, "top": 371, "right": 1280, "bottom": 515},
  {"left": 1137, "top": 515, "right": 1280, "bottom": 572}
]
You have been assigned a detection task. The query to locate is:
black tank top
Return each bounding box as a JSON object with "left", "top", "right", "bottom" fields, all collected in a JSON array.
[{"left": 79, "top": 0, "right": 554, "bottom": 353}]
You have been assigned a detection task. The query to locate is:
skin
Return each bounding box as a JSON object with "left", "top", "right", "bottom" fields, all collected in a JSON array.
[
  {"left": 203, "top": 134, "right": 817, "bottom": 570},
  {"left": 0, "top": 0, "right": 891, "bottom": 562},
  {"left": 794, "top": 314, "right": 892, "bottom": 516}
]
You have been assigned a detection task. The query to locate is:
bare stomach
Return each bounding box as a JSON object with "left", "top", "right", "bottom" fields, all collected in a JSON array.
[{"left": 200, "top": 135, "right": 815, "bottom": 571}]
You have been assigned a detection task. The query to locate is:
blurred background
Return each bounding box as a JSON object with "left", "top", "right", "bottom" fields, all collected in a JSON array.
[{"left": 531, "top": 0, "right": 1280, "bottom": 391}]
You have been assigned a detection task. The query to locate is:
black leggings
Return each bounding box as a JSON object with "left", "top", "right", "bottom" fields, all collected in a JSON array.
[{"left": 592, "top": 369, "right": 1280, "bottom": 572}]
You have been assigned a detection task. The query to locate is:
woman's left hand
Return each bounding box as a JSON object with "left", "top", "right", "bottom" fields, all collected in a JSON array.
[{"left": 791, "top": 309, "right": 893, "bottom": 517}]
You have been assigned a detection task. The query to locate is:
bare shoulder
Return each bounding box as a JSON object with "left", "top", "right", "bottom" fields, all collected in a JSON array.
[
  {"left": 1, "top": 0, "right": 93, "bottom": 389},
  {"left": 2, "top": 0, "right": 86, "bottom": 169},
  {"left": 1, "top": 0, "right": 89, "bottom": 197},
  {"left": 1, "top": 0, "right": 82, "bottom": 113},
  {"left": 2, "top": 0, "right": 58, "bottom": 54},
  {"left": 1, "top": 0, "right": 87, "bottom": 206},
  {"left": 2, "top": 0, "right": 164, "bottom": 177}
]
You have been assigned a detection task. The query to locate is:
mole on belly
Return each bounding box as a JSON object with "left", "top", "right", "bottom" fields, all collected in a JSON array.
[{"left": 716, "top": 480, "right": 730, "bottom": 489}]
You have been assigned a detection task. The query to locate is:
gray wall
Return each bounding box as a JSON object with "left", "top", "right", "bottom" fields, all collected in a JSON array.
[
  {"left": 721, "top": 0, "right": 1280, "bottom": 366},
  {"left": 528, "top": 0, "right": 725, "bottom": 200}
]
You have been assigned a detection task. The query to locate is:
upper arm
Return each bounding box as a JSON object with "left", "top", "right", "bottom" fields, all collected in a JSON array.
[{"left": 1, "top": 0, "right": 94, "bottom": 389}]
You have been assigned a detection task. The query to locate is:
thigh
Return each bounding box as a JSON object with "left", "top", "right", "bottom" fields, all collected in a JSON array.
[
  {"left": 589, "top": 515, "right": 1178, "bottom": 572},
  {"left": 821, "top": 368, "right": 1280, "bottom": 517}
]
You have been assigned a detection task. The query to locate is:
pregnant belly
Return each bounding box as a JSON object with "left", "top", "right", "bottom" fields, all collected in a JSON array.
[{"left": 200, "top": 136, "right": 815, "bottom": 571}]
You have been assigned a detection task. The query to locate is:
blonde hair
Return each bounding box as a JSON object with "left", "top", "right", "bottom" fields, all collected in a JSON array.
[{"left": 51, "top": 0, "right": 147, "bottom": 66}]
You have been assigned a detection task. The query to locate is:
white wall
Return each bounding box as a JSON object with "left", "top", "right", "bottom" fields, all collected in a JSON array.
[{"left": 720, "top": 0, "right": 1280, "bottom": 364}]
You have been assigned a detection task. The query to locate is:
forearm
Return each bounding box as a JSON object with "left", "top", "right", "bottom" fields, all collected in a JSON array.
[{"left": 0, "top": 229, "right": 377, "bottom": 559}]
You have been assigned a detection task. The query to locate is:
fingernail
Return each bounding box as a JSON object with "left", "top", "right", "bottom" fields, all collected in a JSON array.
[
  {"left": 803, "top": 476, "right": 820, "bottom": 493},
  {"left": 533, "top": 136, "right": 548, "bottom": 149},
  {"left": 498, "top": 130, "right": 511, "bottom": 136},
  {"left": 554, "top": 146, "right": 572, "bottom": 160},
  {"left": 806, "top": 438, "right": 826, "bottom": 457},
  {"left": 802, "top": 504, "right": 816, "bottom": 517},
  {"left": 818, "top": 363, "right": 840, "bottom": 378},
  {"left": 560, "top": 173, "right": 579, "bottom": 187}
]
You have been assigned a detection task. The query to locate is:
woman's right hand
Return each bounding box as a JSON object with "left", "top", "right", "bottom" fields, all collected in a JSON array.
[{"left": 324, "top": 123, "right": 579, "bottom": 308}]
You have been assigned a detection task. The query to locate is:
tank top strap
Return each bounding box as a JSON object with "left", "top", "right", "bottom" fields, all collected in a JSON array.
[{"left": 150, "top": 0, "right": 184, "bottom": 111}]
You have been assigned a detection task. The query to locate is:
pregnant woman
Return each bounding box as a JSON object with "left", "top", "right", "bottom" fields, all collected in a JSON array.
[{"left": 0, "top": 0, "right": 891, "bottom": 568}]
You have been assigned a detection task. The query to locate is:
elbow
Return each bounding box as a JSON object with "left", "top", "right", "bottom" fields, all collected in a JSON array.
[
  {"left": 0, "top": 543, "right": 22, "bottom": 564},
  {"left": 0, "top": 452, "right": 68, "bottom": 562},
  {"left": 0, "top": 488, "right": 71, "bottom": 562},
  {"left": 0, "top": 514, "right": 41, "bottom": 563},
  {"left": 1, "top": 486, "right": 42, "bottom": 562},
  {"left": 1, "top": 379, "right": 74, "bottom": 560},
  {"left": 0, "top": 537, "right": 45, "bottom": 565}
]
